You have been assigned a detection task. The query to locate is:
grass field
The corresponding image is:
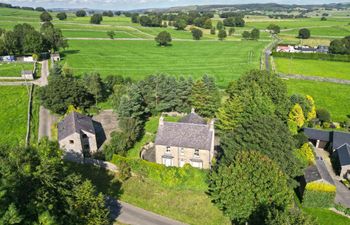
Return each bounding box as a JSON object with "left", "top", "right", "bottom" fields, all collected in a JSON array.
[
  {"left": 0, "top": 86, "right": 29, "bottom": 145},
  {"left": 274, "top": 57, "right": 350, "bottom": 80},
  {"left": 281, "top": 25, "right": 350, "bottom": 38},
  {"left": 0, "top": 62, "right": 34, "bottom": 77},
  {"left": 303, "top": 208, "right": 350, "bottom": 225},
  {"left": 62, "top": 40, "right": 266, "bottom": 87},
  {"left": 285, "top": 79, "right": 350, "bottom": 121}
]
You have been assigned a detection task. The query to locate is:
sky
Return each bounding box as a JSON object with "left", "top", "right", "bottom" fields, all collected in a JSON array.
[{"left": 4, "top": 0, "right": 350, "bottom": 10}]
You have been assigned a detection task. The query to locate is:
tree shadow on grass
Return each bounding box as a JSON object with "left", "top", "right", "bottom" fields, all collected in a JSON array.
[{"left": 60, "top": 50, "right": 80, "bottom": 58}]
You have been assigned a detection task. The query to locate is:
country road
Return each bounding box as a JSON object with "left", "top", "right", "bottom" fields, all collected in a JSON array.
[{"left": 108, "top": 200, "right": 187, "bottom": 225}]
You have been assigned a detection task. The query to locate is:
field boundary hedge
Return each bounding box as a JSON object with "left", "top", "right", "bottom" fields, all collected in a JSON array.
[{"left": 272, "top": 52, "right": 350, "bottom": 62}]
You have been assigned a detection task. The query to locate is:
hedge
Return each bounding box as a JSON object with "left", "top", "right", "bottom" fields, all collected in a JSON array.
[
  {"left": 272, "top": 52, "right": 350, "bottom": 62},
  {"left": 306, "top": 182, "right": 336, "bottom": 193},
  {"left": 111, "top": 154, "right": 208, "bottom": 191}
]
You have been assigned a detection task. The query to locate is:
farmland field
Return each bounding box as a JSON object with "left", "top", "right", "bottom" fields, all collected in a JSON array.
[
  {"left": 62, "top": 40, "right": 266, "bottom": 87},
  {"left": 280, "top": 25, "right": 350, "bottom": 38},
  {"left": 0, "top": 86, "right": 29, "bottom": 145},
  {"left": 274, "top": 57, "right": 350, "bottom": 80},
  {"left": 0, "top": 62, "right": 34, "bottom": 77},
  {"left": 285, "top": 79, "right": 350, "bottom": 121}
]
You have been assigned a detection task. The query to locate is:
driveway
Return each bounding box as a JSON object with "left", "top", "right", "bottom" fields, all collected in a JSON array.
[{"left": 314, "top": 147, "right": 350, "bottom": 208}]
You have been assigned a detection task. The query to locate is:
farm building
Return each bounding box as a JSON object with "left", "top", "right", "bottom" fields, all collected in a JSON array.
[
  {"left": 154, "top": 109, "right": 215, "bottom": 169},
  {"left": 51, "top": 53, "right": 61, "bottom": 62},
  {"left": 58, "top": 112, "right": 98, "bottom": 159},
  {"left": 334, "top": 144, "right": 350, "bottom": 179},
  {"left": 304, "top": 157, "right": 334, "bottom": 186},
  {"left": 0, "top": 56, "right": 16, "bottom": 62},
  {"left": 21, "top": 70, "right": 34, "bottom": 80},
  {"left": 276, "top": 45, "right": 297, "bottom": 53}
]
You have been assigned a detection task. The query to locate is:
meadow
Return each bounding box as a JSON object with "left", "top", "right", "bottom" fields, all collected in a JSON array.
[
  {"left": 0, "top": 86, "right": 29, "bottom": 145},
  {"left": 285, "top": 79, "right": 350, "bottom": 121},
  {"left": 0, "top": 62, "right": 34, "bottom": 77},
  {"left": 280, "top": 25, "right": 350, "bottom": 38},
  {"left": 274, "top": 57, "right": 350, "bottom": 80},
  {"left": 303, "top": 208, "right": 350, "bottom": 225},
  {"left": 62, "top": 40, "right": 266, "bottom": 87}
]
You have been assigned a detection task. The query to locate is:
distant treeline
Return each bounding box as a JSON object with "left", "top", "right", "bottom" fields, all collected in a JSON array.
[
  {"left": 272, "top": 52, "right": 350, "bottom": 62},
  {"left": 0, "top": 2, "right": 46, "bottom": 12}
]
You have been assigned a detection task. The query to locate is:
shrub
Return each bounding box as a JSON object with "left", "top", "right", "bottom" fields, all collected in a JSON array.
[
  {"left": 111, "top": 155, "right": 207, "bottom": 190},
  {"left": 294, "top": 143, "right": 315, "bottom": 167},
  {"left": 303, "top": 189, "right": 335, "bottom": 208},
  {"left": 118, "top": 161, "right": 131, "bottom": 181},
  {"left": 306, "top": 181, "right": 336, "bottom": 192},
  {"left": 155, "top": 31, "right": 172, "bottom": 46},
  {"left": 317, "top": 108, "right": 331, "bottom": 123}
]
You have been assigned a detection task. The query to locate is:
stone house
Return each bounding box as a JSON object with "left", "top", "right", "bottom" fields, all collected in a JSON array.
[
  {"left": 334, "top": 144, "right": 350, "bottom": 178},
  {"left": 58, "top": 112, "right": 97, "bottom": 158},
  {"left": 51, "top": 53, "right": 60, "bottom": 62},
  {"left": 154, "top": 111, "right": 215, "bottom": 169}
]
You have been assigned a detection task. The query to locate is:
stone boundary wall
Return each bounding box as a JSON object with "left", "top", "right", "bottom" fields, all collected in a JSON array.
[
  {"left": 25, "top": 84, "right": 34, "bottom": 147},
  {"left": 278, "top": 73, "right": 350, "bottom": 85}
]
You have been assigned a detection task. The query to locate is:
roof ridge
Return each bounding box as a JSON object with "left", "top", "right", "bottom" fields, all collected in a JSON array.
[{"left": 163, "top": 121, "right": 209, "bottom": 127}]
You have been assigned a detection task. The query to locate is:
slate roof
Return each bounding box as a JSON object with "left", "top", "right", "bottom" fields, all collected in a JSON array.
[
  {"left": 304, "top": 158, "right": 334, "bottom": 185},
  {"left": 336, "top": 144, "right": 350, "bottom": 166},
  {"left": 179, "top": 112, "right": 206, "bottom": 125},
  {"left": 155, "top": 121, "right": 213, "bottom": 150},
  {"left": 58, "top": 112, "right": 95, "bottom": 141},
  {"left": 304, "top": 128, "right": 331, "bottom": 142},
  {"left": 333, "top": 131, "right": 350, "bottom": 149}
]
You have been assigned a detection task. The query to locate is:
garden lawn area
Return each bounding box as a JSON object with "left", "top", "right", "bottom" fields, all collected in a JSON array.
[
  {"left": 274, "top": 57, "right": 350, "bottom": 80},
  {"left": 285, "top": 79, "right": 350, "bottom": 121},
  {"left": 0, "top": 62, "right": 34, "bottom": 77},
  {"left": 303, "top": 208, "right": 350, "bottom": 225},
  {"left": 62, "top": 40, "right": 266, "bottom": 87},
  {"left": 67, "top": 161, "right": 230, "bottom": 225},
  {"left": 0, "top": 86, "right": 29, "bottom": 145}
]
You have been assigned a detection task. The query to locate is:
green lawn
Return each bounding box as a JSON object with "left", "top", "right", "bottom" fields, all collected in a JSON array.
[
  {"left": 0, "top": 63, "right": 34, "bottom": 77},
  {"left": 62, "top": 40, "right": 266, "bottom": 87},
  {"left": 274, "top": 57, "right": 350, "bottom": 80},
  {"left": 67, "top": 162, "right": 230, "bottom": 225},
  {"left": 303, "top": 208, "right": 350, "bottom": 225},
  {"left": 285, "top": 79, "right": 350, "bottom": 121},
  {"left": 0, "top": 86, "right": 29, "bottom": 145}
]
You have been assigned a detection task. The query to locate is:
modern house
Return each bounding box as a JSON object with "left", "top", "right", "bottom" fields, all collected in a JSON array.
[
  {"left": 304, "top": 128, "right": 350, "bottom": 178},
  {"left": 58, "top": 112, "right": 98, "bottom": 158},
  {"left": 154, "top": 110, "right": 215, "bottom": 169}
]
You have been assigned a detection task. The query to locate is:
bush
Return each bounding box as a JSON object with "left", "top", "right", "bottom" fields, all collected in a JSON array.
[
  {"left": 76, "top": 10, "right": 87, "bottom": 17},
  {"left": 90, "top": 14, "right": 103, "bottom": 24},
  {"left": 317, "top": 108, "right": 331, "bottom": 123},
  {"left": 306, "top": 182, "right": 336, "bottom": 192},
  {"left": 299, "top": 28, "right": 311, "bottom": 39},
  {"left": 155, "top": 31, "right": 172, "bottom": 46},
  {"left": 118, "top": 161, "right": 131, "bottom": 181},
  {"left": 303, "top": 189, "right": 335, "bottom": 208},
  {"left": 294, "top": 143, "right": 315, "bottom": 167},
  {"left": 111, "top": 155, "right": 207, "bottom": 190},
  {"left": 272, "top": 52, "right": 350, "bottom": 62}
]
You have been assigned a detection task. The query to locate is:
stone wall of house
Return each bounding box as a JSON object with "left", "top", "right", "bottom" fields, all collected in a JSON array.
[
  {"left": 341, "top": 165, "right": 350, "bottom": 178},
  {"left": 81, "top": 130, "right": 98, "bottom": 154},
  {"left": 155, "top": 145, "right": 212, "bottom": 169},
  {"left": 59, "top": 132, "right": 84, "bottom": 156}
]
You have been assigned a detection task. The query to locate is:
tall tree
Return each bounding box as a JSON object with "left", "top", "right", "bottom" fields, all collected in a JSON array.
[
  {"left": 40, "top": 11, "right": 53, "bottom": 22},
  {"left": 208, "top": 151, "right": 293, "bottom": 225},
  {"left": 218, "top": 29, "right": 227, "bottom": 40},
  {"left": 83, "top": 73, "right": 105, "bottom": 106},
  {"left": 155, "top": 31, "right": 172, "bottom": 46}
]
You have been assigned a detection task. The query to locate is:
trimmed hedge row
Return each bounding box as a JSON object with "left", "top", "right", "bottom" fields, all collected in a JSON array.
[
  {"left": 303, "top": 190, "right": 336, "bottom": 208},
  {"left": 306, "top": 182, "right": 336, "bottom": 193},
  {"left": 111, "top": 154, "right": 208, "bottom": 191},
  {"left": 272, "top": 52, "right": 350, "bottom": 62}
]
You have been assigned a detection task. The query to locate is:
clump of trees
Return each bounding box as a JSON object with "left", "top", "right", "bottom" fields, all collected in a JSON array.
[
  {"left": 329, "top": 36, "right": 350, "bottom": 54},
  {"left": 102, "top": 10, "right": 114, "bottom": 17},
  {"left": 0, "top": 22, "right": 68, "bottom": 56},
  {"left": 90, "top": 14, "right": 103, "bottom": 24},
  {"left": 40, "top": 11, "right": 52, "bottom": 22},
  {"left": 267, "top": 24, "right": 281, "bottom": 34},
  {"left": 56, "top": 12, "right": 67, "bottom": 20},
  {"left": 223, "top": 16, "right": 245, "bottom": 27},
  {"left": 298, "top": 28, "right": 311, "bottom": 39},
  {"left": 191, "top": 28, "right": 203, "bottom": 40},
  {"left": 0, "top": 139, "right": 110, "bottom": 225},
  {"left": 242, "top": 28, "right": 260, "bottom": 40},
  {"left": 218, "top": 29, "right": 227, "bottom": 40},
  {"left": 76, "top": 10, "right": 87, "bottom": 17},
  {"left": 155, "top": 31, "right": 172, "bottom": 46}
]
